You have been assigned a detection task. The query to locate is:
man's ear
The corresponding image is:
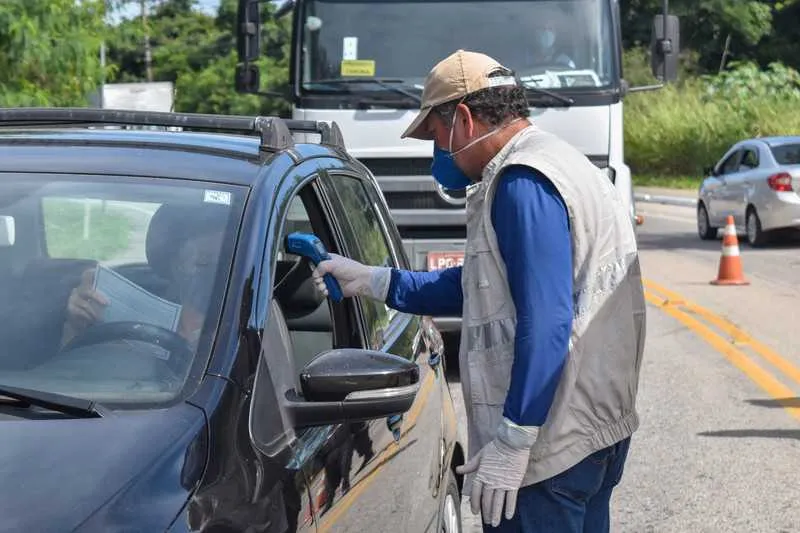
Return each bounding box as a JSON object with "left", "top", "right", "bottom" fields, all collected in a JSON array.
[{"left": 455, "top": 102, "right": 475, "bottom": 137}]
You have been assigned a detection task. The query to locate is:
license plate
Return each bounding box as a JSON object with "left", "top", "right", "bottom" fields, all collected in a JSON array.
[{"left": 427, "top": 251, "right": 464, "bottom": 271}]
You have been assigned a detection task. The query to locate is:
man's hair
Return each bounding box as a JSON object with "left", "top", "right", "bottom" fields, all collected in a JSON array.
[{"left": 433, "top": 68, "right": 530, "bottom": 127}]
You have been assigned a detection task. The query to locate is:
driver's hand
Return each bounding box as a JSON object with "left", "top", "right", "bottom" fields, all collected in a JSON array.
[{"left": 66, "top": 267, "right": 109, "bottom": 331}]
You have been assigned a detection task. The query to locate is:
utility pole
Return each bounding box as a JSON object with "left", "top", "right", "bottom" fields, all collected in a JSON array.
[
  {"left": 141, "top": 0, "right": 153, "bottom": 82},
  {"left": 99, "top": 41, "right": 106, "bottom": 108}
]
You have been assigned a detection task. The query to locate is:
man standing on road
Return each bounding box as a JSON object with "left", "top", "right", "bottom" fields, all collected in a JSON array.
[{"left": 312, "top": 49, "right": 646, "bottom": 532}]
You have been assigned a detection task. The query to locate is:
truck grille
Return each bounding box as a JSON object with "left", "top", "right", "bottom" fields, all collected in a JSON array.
[
  {"left": 360, "top": 155, "right": 609, "bottom": 211},
  {"left": 359, "top": 157, "right": 466, "bottom": 210},
  {"left": 384, "top": 189, "right": 466, "bottom": 209},
  {"left": 360, "top": 157, "right": 432, "bottom": 176}
]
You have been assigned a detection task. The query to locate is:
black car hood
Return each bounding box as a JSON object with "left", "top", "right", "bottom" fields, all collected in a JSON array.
[{"left": 0, "top": 403, "right": 207, "bottom": 533}]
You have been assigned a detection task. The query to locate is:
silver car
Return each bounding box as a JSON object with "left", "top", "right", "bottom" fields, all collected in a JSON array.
[{"left": 697, "top": 136, "right": 800, "bottom": 246}]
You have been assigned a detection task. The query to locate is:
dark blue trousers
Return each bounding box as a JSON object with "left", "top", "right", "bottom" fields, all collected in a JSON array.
[{"left": 483, "top": 437, "right": 631, "bottom": 533}]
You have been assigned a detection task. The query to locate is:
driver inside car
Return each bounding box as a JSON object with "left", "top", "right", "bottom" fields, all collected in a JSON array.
[
  {"left": 60, "top": 203, "right": 228, "bottom": 352},
  {"left": 531, "top": 22, "right": 576, "bottom": 70}
]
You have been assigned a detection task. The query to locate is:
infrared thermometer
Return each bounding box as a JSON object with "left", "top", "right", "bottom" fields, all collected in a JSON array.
[{"left": 284, "top": 232, "right": 344, "bottom": 303}]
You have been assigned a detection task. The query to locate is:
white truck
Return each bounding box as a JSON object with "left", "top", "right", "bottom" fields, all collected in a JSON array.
[{"left": 236, "top": 0, "right": 679, "bottom": 345}]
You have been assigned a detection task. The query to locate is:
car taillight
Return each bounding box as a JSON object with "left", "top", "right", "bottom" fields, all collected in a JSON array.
[{"left": 767, "top": 172, "right": 793, "bottom": 192}]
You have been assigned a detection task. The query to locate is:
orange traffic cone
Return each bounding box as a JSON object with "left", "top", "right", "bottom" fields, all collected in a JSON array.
[{"left": 710, "top": 215, "right": 749, "bottom": 286}]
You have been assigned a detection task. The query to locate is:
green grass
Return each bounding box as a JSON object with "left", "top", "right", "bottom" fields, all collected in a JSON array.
[
  {"left": 624, "top": 80, "right": 800, "bottom": 178},
  {"left": 632, "top": 175, "right": 703, "bottom": 190},
  {"left": 43, "top": 199, "right": 130, "bottom": 260}
]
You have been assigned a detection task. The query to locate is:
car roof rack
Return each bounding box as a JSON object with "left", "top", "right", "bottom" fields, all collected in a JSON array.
[{"left": 0, "top": 107, "right": 346, "bottom": 153}]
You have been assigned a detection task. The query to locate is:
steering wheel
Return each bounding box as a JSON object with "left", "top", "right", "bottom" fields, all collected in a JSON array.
[{"left": 61, "top": 321, "right": 193, "bottom": 376}]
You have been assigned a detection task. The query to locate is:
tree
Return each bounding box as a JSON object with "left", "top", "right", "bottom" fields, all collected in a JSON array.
[
  {"left": 104, "top": 0, "right": 291, "bottom": 115},
  {"left": 749, "top": 1, "right": 800, "bottom": 71},
  {"left": 0, "top": 0, "right": 107, "bottom": 106},
  {"left": 621, "top": 0, "right": 773, "bottom": 73}
]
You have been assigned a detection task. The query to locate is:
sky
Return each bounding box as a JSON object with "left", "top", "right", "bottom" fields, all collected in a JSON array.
[
  {"left": 115, "top": 0, "right": 219, "bottom": 20},
  {"left": 193, "top": 0, "right": 222, "bottom": 14},
  {"left": 114, "top": 0, "right": 283, "bottom": 20}
]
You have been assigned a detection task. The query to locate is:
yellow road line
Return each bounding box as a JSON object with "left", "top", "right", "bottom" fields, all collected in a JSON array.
[
  {"left": 643, "top": 286, "right": 800, "bottom": 423},
  {"left": 644, "top": 279, "right": 800, "bottom": 387},
  {"left": 317, "top": 370, "right": 436, "bottom": 532}
]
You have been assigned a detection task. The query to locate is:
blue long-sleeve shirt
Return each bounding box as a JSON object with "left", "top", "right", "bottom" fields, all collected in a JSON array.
[{"left": 386, "top": 165, "right": 573, "bottom": 427}]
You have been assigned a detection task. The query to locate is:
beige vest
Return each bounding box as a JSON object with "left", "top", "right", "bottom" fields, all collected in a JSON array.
[{"left": 458, "top": 123, "right": 647, "bottom": 487}]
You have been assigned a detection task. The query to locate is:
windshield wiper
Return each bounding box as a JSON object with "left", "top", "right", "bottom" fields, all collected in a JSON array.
[
  {"left": 523, "top": 86, "right": 575, "bottom": 107},
  {"left": 0, "top": 383, "right": 109, "bottom": 418},
  {"left": 310, "top": 77, "right": 422, "bottom": 104}
]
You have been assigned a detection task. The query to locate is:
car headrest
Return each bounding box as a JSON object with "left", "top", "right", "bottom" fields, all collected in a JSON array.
[
  {"left": 274, "top": 259, "right": 328, "bottom": 321},
  {"left": 146, "top": 203, "right": 230, "bottom": 279}
]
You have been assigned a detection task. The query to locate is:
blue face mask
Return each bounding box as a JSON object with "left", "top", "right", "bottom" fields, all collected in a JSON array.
[
  {"left": 431, "top": 145, "right": 472, "bottom": 190},
  {"left": 430, "top": 106, "right": 524, "bottom": 191}
]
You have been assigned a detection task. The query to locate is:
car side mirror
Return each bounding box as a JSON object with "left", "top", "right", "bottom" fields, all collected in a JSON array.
[
  {"left": 284, "top": 348, "right": 419, "bottom": 427},
  {"left": 650, "top": 14, "right": 680, "bottom": 83},
  {"left": 704, "top": 166, "right": 717, "bottom": 177}
]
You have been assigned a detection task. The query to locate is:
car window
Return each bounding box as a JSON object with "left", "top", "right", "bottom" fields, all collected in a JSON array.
[
  {"left": 740, "top": 149, "right": 759, "bottom": 170},
  {"left": 0, "top": 174, "right": 245, "bottom": 408},
  {"left": 252, "top": 178, "right": 369, "bottom": 450},
  {"left": 368, "top": 186, "right": 410, "bottom": 270},
  {"left": 718, "top": 150, "right": 743, "bottom": 175},
  {"left": 41, "top": 197, "right": 154, "bottom": 262},
  {"left": 274, "top": 194, "right": 335, "bottom": 371},
  {"left": 769, "top": 143, "right": 800, "bottom": 165},
  {"left": 322, "top": 173, "right": 398, "bottom": 350}
]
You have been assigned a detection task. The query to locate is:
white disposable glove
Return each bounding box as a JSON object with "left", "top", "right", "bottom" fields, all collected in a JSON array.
[
  {"left": 311, "top": 253, "right": 392, "bottom": 301},
  {"left": 456, "top": 418, "right": 539, "bottom": 527}
]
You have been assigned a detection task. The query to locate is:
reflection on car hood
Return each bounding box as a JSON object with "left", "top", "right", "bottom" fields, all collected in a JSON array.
[{"left": 0, "top": 403, "right": 207, "bottom": 533}]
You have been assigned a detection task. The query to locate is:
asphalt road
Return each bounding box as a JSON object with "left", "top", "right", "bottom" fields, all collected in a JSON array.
[{"left": 448, "top": 201, "right": 800, "bottom": 532}]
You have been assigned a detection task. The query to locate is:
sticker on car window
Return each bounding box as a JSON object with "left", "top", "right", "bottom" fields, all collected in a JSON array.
[{"left": 204, "top": 190, "right": 231, "bottom": 205}]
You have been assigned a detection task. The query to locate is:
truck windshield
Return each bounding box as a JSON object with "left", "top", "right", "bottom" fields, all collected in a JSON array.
[{"left": 300, "top": 0, "right": 617, "bottom": 95}]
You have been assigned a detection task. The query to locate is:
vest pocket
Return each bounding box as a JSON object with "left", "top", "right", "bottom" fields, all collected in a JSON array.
[
  {"left": 464, "top": 248, "right": 506, "bottom": 322},
  {"left": 467, "top": 343, "right": 514, "bottom": 406},
  {"left": 466, "top": 344, "right": 514, "bottom": 447}
]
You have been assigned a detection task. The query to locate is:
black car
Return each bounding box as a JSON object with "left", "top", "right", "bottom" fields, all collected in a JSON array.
[{"left": 0, "top": 108, "right": 465, "bottom": 533}]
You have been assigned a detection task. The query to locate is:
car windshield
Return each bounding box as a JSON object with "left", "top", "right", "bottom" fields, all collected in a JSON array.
[
  {"left": 770, "top": 143, "right": 800, "bottom": 165},
  {"left": 0, "top": 174, "right": 245, "bottom": 408},
  {"left": 300, "top": 0, "right": 616, "bottom": 93}
]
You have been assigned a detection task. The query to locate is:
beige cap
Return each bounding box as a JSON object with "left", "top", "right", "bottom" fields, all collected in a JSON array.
[{"left": 401, "top": 49, "right": 517, "bottom": 140}]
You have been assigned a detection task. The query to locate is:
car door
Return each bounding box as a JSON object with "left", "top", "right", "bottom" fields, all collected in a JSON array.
[
  {"left": 312, "top": 169, "right": 446, "bottom": 533},
  {"left": 253, "top": 175, "right": 378, "bottom": 532},
  {"left": 711, "top": 148, "right": 744, "bottom": 223},
  {"left": 258, "top": 170, "right": 446, "bottom": 533},
  {"left": 729, "top": 146, "right": 761, "bottom": 226}
]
